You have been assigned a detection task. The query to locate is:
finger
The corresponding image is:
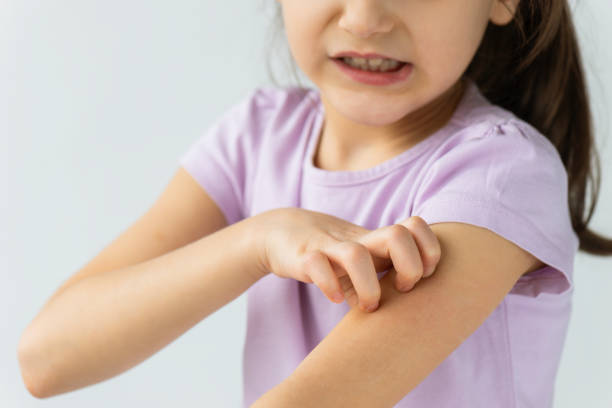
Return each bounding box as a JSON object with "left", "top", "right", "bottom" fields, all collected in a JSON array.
[
  {"left": 300, "top": 250, "right": 345, "bottom": 304},
  {"left": 358, "top": 224, "right": 423, "bottom": 292},
  {"left": 324, "top": 241, "right": 380, "bottom": 312},
  {"left": 399, "top": 216, "right": 442, "bottom": 277},
  {"left": 338, "top": 275, "right": 359, "bottom": 308}
]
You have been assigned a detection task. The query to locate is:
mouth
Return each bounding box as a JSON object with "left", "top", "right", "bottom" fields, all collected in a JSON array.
[
  {"left": 330, "top": 56, "right": 414, "bottom": 86},
  {"left": 331, "top": 56, "right": 408, "bottom": 73}
]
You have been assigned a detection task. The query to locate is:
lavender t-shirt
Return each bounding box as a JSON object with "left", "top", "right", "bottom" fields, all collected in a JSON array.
[{"left": 178, "top": 78, "right": 579, "bottom": 408}]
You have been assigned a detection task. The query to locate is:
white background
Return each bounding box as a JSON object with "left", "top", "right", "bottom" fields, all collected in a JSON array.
[{"left": 2, "top": 1, "right": 611, "bottom": 407}]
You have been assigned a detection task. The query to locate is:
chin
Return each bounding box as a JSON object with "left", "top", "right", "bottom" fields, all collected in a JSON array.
[{"left": 327, "top": 90, "right": 417, "bottom": 127}]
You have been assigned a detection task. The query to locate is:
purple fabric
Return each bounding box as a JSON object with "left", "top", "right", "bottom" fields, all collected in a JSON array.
[{"left": 179, "top": 78, "right": 579, "bottom": 408}]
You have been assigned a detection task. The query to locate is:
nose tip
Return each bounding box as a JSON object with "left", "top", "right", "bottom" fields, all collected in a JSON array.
[{"left": 338, "top": 2, "right": 394, "bottom": 38}]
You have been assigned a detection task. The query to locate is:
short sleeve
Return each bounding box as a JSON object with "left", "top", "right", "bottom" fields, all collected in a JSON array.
[
  {"left": 178, "top": 89, "right": 266, "bottom": 226},
  {"left": 412, "top": 118, "right": 579, "bottom": 297}
]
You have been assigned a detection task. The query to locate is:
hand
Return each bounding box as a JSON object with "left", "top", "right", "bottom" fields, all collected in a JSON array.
[{"left": 253, "top": 207, "right": 441, "bottom": 313}]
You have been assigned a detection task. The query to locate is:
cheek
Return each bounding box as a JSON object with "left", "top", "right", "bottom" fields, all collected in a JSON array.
[
  {"left": 414, "top": 15, "right": 488, "bottom": 80},
  {"left": 282, "top": 10, "right": 317, "bottom": 71},
  {"left": 281, "top": 1, "right": 334, "bottom": 74}
]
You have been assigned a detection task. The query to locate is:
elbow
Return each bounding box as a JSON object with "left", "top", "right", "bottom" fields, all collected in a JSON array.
[{"left": 17, "top": 333, "right": 51, "bottom": 399}]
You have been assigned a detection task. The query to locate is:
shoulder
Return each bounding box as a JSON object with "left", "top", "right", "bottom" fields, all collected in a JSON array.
[
  {"left": 231, "top": 86, "right": 323, "bottom": 153},
  {"left": 198, "top": 85, "right": 317, "bottom": 145},
  {"left": 424, "top": 112, "right": 567, "bottom": 189},
  {"left": 447, "top": 81, "right": 565, "bottom": 173},
  {"left": 419, "top": 106, "right": 571, "bottom": 227},
  {"left": 244, "top": 85, "right": 320, "bottom": 116},
  {"left": 431, "top": 95, "right": 568, "bottom": 189}
]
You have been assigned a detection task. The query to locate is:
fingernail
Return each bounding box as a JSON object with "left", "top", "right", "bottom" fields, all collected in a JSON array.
[
  {"left": 332, "top": 292, "right": 344, "bottom": 303},
  {"left": 366, "top": 302, "right": 378, "bottom": 312},
  {"left": 399, "top": 282, "right": 414, "bottom": 292}
]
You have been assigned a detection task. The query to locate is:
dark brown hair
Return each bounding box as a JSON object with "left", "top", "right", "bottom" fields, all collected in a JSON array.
[{"left": 264, "top": 1, "right": 611, "bottom": 256}]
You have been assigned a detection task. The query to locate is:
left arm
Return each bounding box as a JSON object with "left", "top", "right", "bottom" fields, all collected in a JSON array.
[{"left": 251, "top": 221, "right": 545, "bottom": 407}]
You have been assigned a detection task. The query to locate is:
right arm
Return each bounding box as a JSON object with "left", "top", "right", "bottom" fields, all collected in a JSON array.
[{"left": 17, "top": 168, "right": 267, "bottom": 399}]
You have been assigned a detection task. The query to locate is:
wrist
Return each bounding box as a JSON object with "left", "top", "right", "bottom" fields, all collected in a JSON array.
[{"left": 234, "top": 215, "right": 270, "bottom": 281}]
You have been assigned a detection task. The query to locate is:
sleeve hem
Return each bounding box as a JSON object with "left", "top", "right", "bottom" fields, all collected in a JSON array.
[
  {"left": 414, "top": 192, "right": 575, "bottom": 297},
  {"left": 178, "top": 159, "right": 243, "bottom": 226}
]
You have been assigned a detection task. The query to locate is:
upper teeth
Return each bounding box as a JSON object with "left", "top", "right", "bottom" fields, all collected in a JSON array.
[{"left": 342, "top": 57, "right": 403, "bottom": 72}]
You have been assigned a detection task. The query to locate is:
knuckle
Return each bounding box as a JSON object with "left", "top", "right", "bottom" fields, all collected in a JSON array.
[
  {"left": 412, "top": 215, "right": 427, "bottom": 224},
  {"left": 388, "top": 223, "right": 410, "bottom": 240},
  {"left": 302, "top": 250, "right": 324, "bottom": 268},
  {"left": 300, "top": 251, "right": 325, "bottom": 282},
  {"left": 341, "top": 242, "right": 368, "bottom": 263},
  {"left": 407, "top": 215, "right": 426, "bottom": 228}
]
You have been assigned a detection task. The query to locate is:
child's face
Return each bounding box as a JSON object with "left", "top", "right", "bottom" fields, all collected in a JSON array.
[{"left": 276, "top": 0, "right": 515, "bottom": 127}]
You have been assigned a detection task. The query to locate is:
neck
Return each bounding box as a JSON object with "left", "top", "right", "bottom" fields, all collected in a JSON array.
[{"left": 314, "top": 78, "right": 467, "bottom": 171}]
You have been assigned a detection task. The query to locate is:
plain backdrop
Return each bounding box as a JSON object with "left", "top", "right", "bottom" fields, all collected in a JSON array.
[{"left": 2, "top": 1, "right": 611, "bottom": 407}]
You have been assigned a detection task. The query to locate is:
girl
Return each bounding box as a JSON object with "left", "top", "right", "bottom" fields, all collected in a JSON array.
[{"left": 17, "top": 0, "right": 611, "bottom": 407}]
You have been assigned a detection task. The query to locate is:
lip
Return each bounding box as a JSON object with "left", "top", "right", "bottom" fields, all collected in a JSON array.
[
  {"left": 331, "top": 57, "right": 413, "bottom": 86},
  {"left": 331, "top": 50, "right": 408, "bottom": 63}
]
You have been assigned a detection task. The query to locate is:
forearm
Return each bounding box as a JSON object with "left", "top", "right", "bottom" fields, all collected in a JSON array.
[{"left": 17, "top": 217, "right": 264, "bottom": 398}]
